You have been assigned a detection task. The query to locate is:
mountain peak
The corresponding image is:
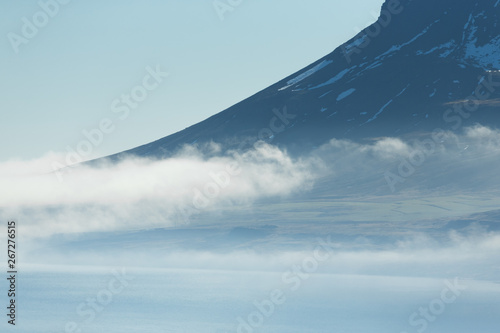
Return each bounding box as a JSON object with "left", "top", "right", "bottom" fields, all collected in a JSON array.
[
  {"left": 340, "top": 0, "right": 500, "bottom": 70},
  {"left": 101, "top": 0, "right": 500, "bottom": 161}
]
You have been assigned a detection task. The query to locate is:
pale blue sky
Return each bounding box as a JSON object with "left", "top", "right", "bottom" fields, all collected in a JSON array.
[{"left": 1, "top": 0, "right": 384, "bottom": 161}]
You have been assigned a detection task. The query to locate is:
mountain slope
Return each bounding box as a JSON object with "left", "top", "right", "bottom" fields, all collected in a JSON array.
[{"left": 106, "top": 0, "right": 500, "bottom": 160}]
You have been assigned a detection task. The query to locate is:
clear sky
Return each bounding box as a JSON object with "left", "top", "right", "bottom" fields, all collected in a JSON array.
[{"left": 0, "top": 0, "right": 384, "bottom": 162}]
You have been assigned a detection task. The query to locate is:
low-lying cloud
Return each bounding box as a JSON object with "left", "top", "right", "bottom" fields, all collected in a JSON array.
[
  {"left": 3, "top": 125, "right": 500, "bottom": 239},
  {"left": 2, "top": 142, "right": 319, "bottom": 238},
  {"left": 23, "top": 226, "right": 500, "bottom": 284}
]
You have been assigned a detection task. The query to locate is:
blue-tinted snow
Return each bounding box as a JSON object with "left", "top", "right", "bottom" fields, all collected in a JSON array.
[
  {"left": 378, "top": 19, "right": 441, "bottom": 58},
  {"left": 439, "top": 47, "right": 456, "bottom": 58},
  {"left": 278, "top": 59, "right": 333, "bottom": 91},
  {"left": 364, "top": 99, "right": 393, "bottom": 124},
  {"left": 416, "top": 40, "right": 456, "bottom": 56},
  {"left": 362, "top": 85, "right": 409, "bottom": 124},
  {"left": 365, "top": 61, "right": 383, "bottom": 70},
  {"left": 336, "top": 88, "right": 356, "bottom": 101},
  {"left": 318, "top": 90, "right": 333, "bottom": 98},
  {"left": 309, "top": 66, "right": 356, "bottom": 90},
  {"left": 465, "top": 36, "right": 500, "bottom": 69},
  {"left": 343, "top": 34, "right": 368, "bottom": 50},
  {"left": 463, "top": 12, "right": 500, "bottom": 69}
]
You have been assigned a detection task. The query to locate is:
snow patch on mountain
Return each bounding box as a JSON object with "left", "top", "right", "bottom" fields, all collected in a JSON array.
[
  {"left": 344, "top": 34, "right": 368, "bottom": 50},
  {"left": 364, "top": 99, "right": 393, "bottom": 124},
  {"left": 279, "top": 59, "right": 333, "bottom": 91},
  {"left": 336, "top": 88, "right": 356, "bottom": 101},
  {"left": 379, "top": 19, "right": 441, "bottom": 58},
  {"left": 362, "top": 85, "right": 409, "bottom": 125},
  {"left": 319, "top": 90, "right": 332, "bottom": 98},
  {"left": 462, "top": 12, "right": 500, "bottom": 69},
  {"left": 417, "top": 40, "right": 456, "bottom": 56},
  {"left": 465, "top": 36, "right": 500, "bottom": 69},
  {"left": 439, "top": 47, "right": 455, "bottom": 58},
  {"left": 365, "top": 61, "right": 383, "bottom": 70},
  {"left": 309, "top": 65, "right": 356, "bottom": 90}
]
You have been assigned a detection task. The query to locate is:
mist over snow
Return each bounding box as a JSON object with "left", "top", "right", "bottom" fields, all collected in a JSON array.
[
  {"left": 23, "top": 225, "right": 500, "bottom": 280},
  {"left": 2, "top": 142, "right": 319, "bottom": 238},
  {"left": 2, "top": 125, "right": 500, "bottom": 240}
]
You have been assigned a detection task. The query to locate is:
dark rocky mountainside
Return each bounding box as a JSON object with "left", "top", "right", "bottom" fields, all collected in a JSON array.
[{"left": 105, "top": 0, "right": 500, "bottom": 160}]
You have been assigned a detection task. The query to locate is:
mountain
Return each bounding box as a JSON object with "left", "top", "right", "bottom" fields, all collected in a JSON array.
[{"left": 105, "top": 0, "right": 500, "bottom": 160}]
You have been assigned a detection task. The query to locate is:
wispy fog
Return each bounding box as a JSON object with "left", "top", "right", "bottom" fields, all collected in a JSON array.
[{"left": 2, "top": 125, "right": 500, "bottom": 239}]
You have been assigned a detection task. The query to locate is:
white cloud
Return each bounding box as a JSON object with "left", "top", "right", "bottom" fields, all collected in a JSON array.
[
  {"left": 2, "top": 143, "right": 317, "bottom": 238},
  {"left": 4, "top": 125, "right": 500, "bottom": 239}
]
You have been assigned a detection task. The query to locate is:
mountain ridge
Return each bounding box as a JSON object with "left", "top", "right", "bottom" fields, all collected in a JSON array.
[{"left": 100, "top": 0, "right": 500, "bottom": 161}]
